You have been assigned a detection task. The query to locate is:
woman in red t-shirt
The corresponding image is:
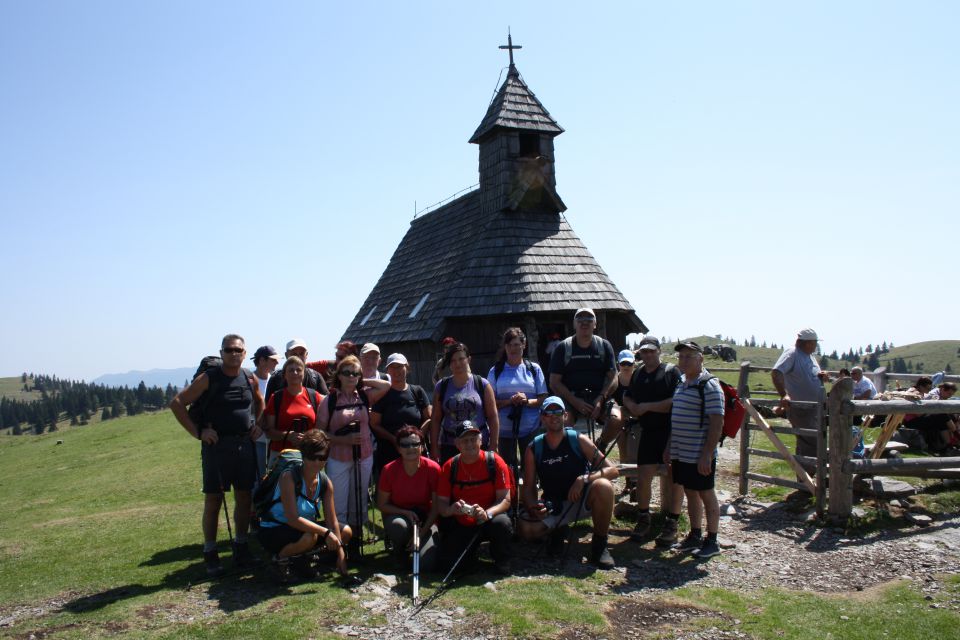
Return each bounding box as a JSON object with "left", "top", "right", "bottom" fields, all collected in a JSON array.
[
  {"left": 377, "top": 425, "right": 441, "bottom": 569},
  {"left": 264, "top": 357, "right": 322, "bottom": 461}
]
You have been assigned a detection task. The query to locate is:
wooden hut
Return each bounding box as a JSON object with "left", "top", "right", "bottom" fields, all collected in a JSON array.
[{"left": 341, "top": 51, "right": 645, "bottom": 387}]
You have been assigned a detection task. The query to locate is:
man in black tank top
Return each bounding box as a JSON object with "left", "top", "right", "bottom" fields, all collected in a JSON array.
[
  {"left": 517, "top": 397, "right": 618, "bottom": 570},
  {"left": 170, "top": 334, "right": 265, "bottom": 576}
]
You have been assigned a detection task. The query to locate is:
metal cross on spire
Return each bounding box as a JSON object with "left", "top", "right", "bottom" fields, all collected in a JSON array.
[{"left": 499, "top": 29, "right": 522, "bottom": 69}]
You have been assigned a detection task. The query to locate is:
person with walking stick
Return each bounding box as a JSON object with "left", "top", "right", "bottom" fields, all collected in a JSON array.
[
  {"left": 434, "top": 421, "right": 513, "bottom": 575},
  {"left": 548, "top": 309, "right": 616, "bottom": 437},
  {"left": 317, "top": 356, "right": 390, "bottom": 558},
  {"left": 517, "top": 397, "right": 617, "bottom": 569},
  {"left": 169, "top": 334, "right": 265, "bottom": 576},
  {"left": 488, "top": 327, "right": 547, "bottom": 521},
  {"left": 377, "top": 425, "right": 441, "bottom": 571}
]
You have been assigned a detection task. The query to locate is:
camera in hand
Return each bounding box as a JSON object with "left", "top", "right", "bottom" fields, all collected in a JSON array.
[{"left": 334, "top": 420, "right": 361, "bottom": 437}]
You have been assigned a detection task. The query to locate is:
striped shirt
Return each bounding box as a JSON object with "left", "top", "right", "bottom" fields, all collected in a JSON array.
[{"left": 670, "top": 370, "right": 724, "bottom": 464}]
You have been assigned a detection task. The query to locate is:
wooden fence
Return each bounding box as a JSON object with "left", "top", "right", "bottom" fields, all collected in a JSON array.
[{"left": 827, "top": 377, "right": 960, "bottom": 521}]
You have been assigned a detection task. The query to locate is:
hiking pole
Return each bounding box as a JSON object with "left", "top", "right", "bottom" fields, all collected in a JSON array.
[
  {"left": 412, "top": 521, "right": 420, "bottom": 606},
  {"left": 510, "top": 404, "right": 522, "bottom": 530},
  {"left": 352, "top": 439, "right": 364, "bottom": 559},
  {"left": 410, "top": 525, "right": 483, "bottom": 618},
  {"left": 215, "top": 450, "right": 234, "bottom": 542}
]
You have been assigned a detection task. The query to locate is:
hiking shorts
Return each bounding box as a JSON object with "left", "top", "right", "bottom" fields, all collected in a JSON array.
[
  {"left": 670, "top": 459, "right": 716, "bottom": 492},
  {"left": 201, "top": 436, "right": 257, "bottom": 494},
  {"left": 257, "top": 523, "right": 307, "bottom": 554},
  {"left": 521, "top": 483, "right": 597, "bottom": 531},
  {"left": 636, "top": 426, "right": 670, "bottom": 465}
]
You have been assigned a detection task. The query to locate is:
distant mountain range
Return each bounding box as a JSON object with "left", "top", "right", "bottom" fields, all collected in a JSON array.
[{"left": 91, "top": 368, "right": 194, "bottom": 390}]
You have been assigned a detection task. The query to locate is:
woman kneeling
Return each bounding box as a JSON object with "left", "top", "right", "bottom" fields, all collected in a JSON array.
[{"left": 257, "top": 430, "right": 349, "bottom": 578}]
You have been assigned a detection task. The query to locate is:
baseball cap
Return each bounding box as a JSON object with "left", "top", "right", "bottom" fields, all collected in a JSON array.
[
  {"left": 638, "top": 336, "right": 661, "bottom": 351},
  {"left": 385, "top": 353, "right": 408, "bottom": 367},
  {"left": 360, "top": 343, "right": 380, "bottom": 355},
  {"left": 286, "top": 338, "right": 308, "bottom": 352},
  {"left": 454, "top": 420, "right": 481, "bottom": 438},
  {"left": 574, "top": 308, "right": 596, "bottom": 321},
  {"left": 674, "top": 340, "right": 703, "bottom": 353},
  {"left": 617, "top": 349, "right": 635, "bottom": 364},
  {"left": 797, "top": 328, "right": 819, "bottom": 341},
  {"left": 542, "top": 396, "right": 565, "bottom": 411},
  {"left": 252, "top": 345, "right": 281, "bottom": 362}
]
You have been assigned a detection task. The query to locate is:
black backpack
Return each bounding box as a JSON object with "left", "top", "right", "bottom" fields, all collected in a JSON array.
[
  {"left": 186, "top": 356, "right": 254, "bottom": 429},
  {"left": 326, "top": 387, "right": 371, "bottom": 425},
  {"left": 492, "top": 358, "right": 535, "bottom": 382}
]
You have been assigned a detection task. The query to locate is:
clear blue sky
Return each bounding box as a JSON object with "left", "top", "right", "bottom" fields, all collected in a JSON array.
[{"left": 2, "top": 1, "right": 958, "bottom": 381}]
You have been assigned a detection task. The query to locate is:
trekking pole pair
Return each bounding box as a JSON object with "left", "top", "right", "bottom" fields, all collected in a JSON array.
[{"left": 410, "top": 524, "right": 483, "bottom": 617}]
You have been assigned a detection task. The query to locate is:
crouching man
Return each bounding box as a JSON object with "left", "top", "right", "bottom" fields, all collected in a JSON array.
[
  {"left": 435, "top": 421, "right": 513, "bottom": 575},
  {"left": 518, "top": 396, "right": 617, "bottom": 570}
]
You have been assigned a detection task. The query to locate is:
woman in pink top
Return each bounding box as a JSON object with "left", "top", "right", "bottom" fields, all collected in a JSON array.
[{"left": 316, "top": 355, "right": 390, "bottom": 546}]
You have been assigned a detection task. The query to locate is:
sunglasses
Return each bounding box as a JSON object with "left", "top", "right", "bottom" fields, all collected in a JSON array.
[
  {"left": 541, "top": 408, "right": 564, "bottom": 416},
  {"left": 398, "top": 441, "right": 422, "bottom": 449},
  {"left": 339, "top": 370, "right": 362, "bottom": 377},
  {"left": 222, "top": 347, "right": 244, "bottom": 354},
  {"left": 619, "top": 361, "right": 634, "bottom": 366}
]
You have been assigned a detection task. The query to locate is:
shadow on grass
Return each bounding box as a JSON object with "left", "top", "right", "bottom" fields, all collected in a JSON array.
[{"left": 60, "top": 543, "right": 354, "bottom": 615}]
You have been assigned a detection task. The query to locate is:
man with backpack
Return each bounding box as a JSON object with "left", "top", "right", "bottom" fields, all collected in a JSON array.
[
  {"left": 658, "top": 341, "right": 724, "bottom": 558},
  {"left": 518, "top": 397, "right": 617, "bottom": 569},
  {"left": 169, "top": 334, "right": 265, "bottom": 575},
  {"left": 434, "top": 421, "right": 513, "bottom": 575},
  {"left": 548, "top": 308, "right": 616, "bottom": 429},
  {"left": 621, "top": 336, "right": 682, "bottom": 542},
  {"left": 264, "top": 338, "right": 329, "bottom": 400}
]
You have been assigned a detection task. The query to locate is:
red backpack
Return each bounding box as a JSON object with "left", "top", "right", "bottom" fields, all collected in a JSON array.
[{"left": 697, "top": 376, "right": 747, "bottom": 443}]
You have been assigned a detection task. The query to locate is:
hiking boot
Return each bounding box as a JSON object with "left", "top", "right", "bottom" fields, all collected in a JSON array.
[
  {"left": 692, "top": 539, "right": 721, "bottom": 559},
  {"left": 630, "top": 512, "right": 652, "bottom": 542},
  {"left": 590, "top": 535, "right": 614, "bottom": 570},
  {"left": 291, "top": 555, "right": 318, "bottom": 580},
  {"left": 547, "top": 525, "right": 568, "bottom": 557},
  {"left": 203, "top": 549, "right": 224, "bottom": 577},
  {"left": 231, "top": 541, "right": 255, "bottom": 568},
  {"left": 271, "top": 555, "right": 292, "bottom": 583},
  {"left": 655, "top": 518, "right": 679, "bottom": 548},
  {"left": 674, "top": 531, "right": 703, "bottom": 552}
]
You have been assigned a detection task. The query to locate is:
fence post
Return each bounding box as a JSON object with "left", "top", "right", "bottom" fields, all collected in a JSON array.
[
  {"left": 827, "top": 378, "right": 854, "bottom": 523},
  {"left": 815, "top": 386, "right": 828, "bottom": 517},
  {"left": 872, "top": 366, "right": 888, "bottom": 393},
  {"left": 737, "top": 361, "right": 751, "bottom": 496}
]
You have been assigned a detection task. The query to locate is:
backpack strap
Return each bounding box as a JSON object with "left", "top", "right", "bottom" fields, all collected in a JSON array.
[
  {"left": 306, "top": 388, "right": 320, "bottom": 416},
  {"left": 272, "top": 389, "right": 285, "bottom": 422},
  {"left": 449, "top": 451, "right": 497, "bottom": 501},
  {"left": 696, "top": 375, "right": 717, "bottom": 428},
  {"left": 493, "top": 359, "right": 505, "bottom": 382},
  {"left": 327, "top": 389, "right": 337, "bottom": 426},
  {"left": 562, "top": 336, "right": 575, "bottom": 367},
  {"left": 473, "top": 374, "right": 486, "bottom": 417}
]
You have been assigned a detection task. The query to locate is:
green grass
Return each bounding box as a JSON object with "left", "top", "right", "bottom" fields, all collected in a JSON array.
[
  {"left": 0, "top": 374, "right": 44, "bottom": 401},
  {"left": 674, "top": 577, "right": 960, "bottom": 639}
]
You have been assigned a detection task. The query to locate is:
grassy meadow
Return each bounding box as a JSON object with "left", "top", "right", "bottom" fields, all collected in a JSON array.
[{"left": 1, "top": 411, "right": 958, "bottom": 638}]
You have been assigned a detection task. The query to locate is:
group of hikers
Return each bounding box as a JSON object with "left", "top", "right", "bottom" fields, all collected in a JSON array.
[{"left": 168, "top": 310, "right": 769, "bottom": 583}]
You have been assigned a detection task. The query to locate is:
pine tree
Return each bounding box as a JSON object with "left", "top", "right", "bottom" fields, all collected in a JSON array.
[
  {"left": 819, "top": 355, "right": 829, "bottom": 369},
  {"left": 101, "top": 407, "right": 111, "bottom": 421},
  {"left": 946, "top": 364, "right": 954, "bottom": 374},
  {"left": 830, "top": 350, "right": 839, "bottom": 360}
]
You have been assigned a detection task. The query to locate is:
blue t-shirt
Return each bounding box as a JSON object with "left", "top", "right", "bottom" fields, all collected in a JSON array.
[
  {"left": 487, "top": 361, "right": 547, "bottom": 438},
  {"left": 260, "top": 470, "right": 326, "bottom": 528}
]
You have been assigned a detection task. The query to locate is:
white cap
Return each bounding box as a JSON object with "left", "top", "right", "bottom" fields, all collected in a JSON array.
[
  {"left": 797, "top": 328, "right": 819, "bottom": 341},
  {"left": 360, "top": 343, "right": 380, "bottom": 355},
  {"left": 286, "top": 338, "right": 308, "bottom": 352},
  {"left": 385, "top": 353, "right": 408, "bottom": 367}
]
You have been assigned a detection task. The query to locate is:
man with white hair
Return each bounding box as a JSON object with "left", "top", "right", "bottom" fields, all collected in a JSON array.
[
  {"left": 265, "top": 338, "right": 329, "bottom": 400},
  {"left": 772, "top": 329, "right": 827, "bottom": 459}
]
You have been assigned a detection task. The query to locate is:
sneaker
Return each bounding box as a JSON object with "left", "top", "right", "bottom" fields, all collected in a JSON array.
[
  {"left": 590, "top": 536, "right": 614, "bottom": 570},
  {"left": 271, "top": 555, "right": 293, "bottom": 583},
  {"left": 203, "top": 549, "right": 224, "bottom": 576},
  {"left": 547, "top": 525, "right": 568, "bottom": 557},
  {"left": 231, "top": 541, "right": 255, "bottom": 568},
  {"left": 630, "top": 512, "right": 652, "bottom": 542},
  {"left": 674, "top": 531, "right": 703, "bottom": 552},
  {"left": 692, "top": 539, "right": 721, "bottom": 559},
  {"left": 291, "top": 555, "right": 318, "bottom": 580},
  {"left": 655, "top": 518, "right": 679, "bottom": 548}
]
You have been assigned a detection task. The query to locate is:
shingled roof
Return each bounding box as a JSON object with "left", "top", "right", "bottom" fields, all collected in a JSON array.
[
  {"left": 469, "top": 66, "right": 564, "bottom": 144},
  {"left": 341, "top": 191, "right": 643, "bottom": 345}
]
